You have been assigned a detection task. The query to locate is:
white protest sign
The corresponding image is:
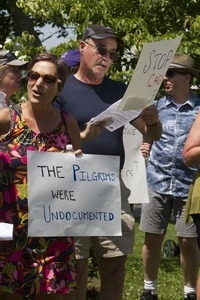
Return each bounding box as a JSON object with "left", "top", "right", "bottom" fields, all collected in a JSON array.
[
  {"left": 27, "top": 151, "right": 121, "bottom": 237},
  {"left": 118, "top": 34, "right": 183, "bottom": 111},
  {"left": 121, "top": 123, "right": 149, "bottom": 203}
]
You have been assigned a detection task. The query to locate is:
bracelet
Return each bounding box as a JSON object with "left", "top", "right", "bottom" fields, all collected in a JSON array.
[{"left": 146, "top": 121, "right": 159, "bottom": 127}]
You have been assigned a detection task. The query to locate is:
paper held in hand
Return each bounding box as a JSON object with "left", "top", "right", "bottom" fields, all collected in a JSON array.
[{"left": 86, "top": 98, "right": 142, "bottom": 132}]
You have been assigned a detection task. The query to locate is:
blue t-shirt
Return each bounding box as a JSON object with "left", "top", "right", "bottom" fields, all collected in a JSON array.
[
  {"left": 147, "top": 93, "right": 200, "bottom": 197},
  {"left": 55, "top": 75, "right": 127, "bottom": 169}
]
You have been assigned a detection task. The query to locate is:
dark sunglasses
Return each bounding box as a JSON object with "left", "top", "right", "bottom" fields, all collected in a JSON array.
[
  {"left": 165, "top": 70, "right": 188, "bottom": 78},
  {"left": 27, "top": 71, "right": 61, "bottom": 86},
  {"left": 85, "top": 41, "right": 119, "bottom": 61}
]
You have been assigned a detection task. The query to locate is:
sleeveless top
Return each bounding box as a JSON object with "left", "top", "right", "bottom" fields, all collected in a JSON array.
[{"left": 0, "top": 104, "right": 76, "bottom": 296}]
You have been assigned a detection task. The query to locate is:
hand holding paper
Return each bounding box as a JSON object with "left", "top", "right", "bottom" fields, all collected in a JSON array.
[
  {"left": 86, "top": 99, "right": 142, "bottom": 132},
  {"left": 81, "top": 120, "right": 106, "bottom": 141}
]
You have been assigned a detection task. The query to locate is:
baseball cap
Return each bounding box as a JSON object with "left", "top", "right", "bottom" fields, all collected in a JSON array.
[
  {"left": 82, "top": 24, "right": 123, "bottom": 44},
  {"left": 61, "top": 49, "right": 80, "bottom": 67},
  {"left": 0, "top": 51, "right": 28, "bottom": 67}
]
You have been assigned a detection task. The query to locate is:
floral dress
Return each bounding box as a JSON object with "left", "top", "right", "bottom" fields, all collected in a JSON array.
[{"left": 0, "top": 104, "right": 76, "bottom": 296}]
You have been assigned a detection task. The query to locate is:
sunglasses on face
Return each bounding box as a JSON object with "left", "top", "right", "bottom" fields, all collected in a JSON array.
[
  {"left": 165, "top": 70, "right": 188, "bottom": 78},
  {"left": 84, "top": 41, "right": 119, "bottom": 61},
  {"left": 27, "top": 71, "right": 61, "bottom": 86}
]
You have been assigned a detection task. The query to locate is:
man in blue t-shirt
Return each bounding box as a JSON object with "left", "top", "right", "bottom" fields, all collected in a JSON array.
[{"left": 56, "top": 24, "right": 162, "bottom": 300}]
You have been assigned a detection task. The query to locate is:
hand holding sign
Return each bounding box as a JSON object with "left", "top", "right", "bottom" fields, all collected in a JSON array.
[{"left": 117, "top": 34, "right": 183, "bottom": 111}]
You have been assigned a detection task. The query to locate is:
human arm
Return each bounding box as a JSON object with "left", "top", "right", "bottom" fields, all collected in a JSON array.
[
  {"left": 131, "top": 104, "right": 162, "bottom": 141},
  {"left": 65, "top": 113, "right": 82, "bottom": 156},
  {"left": 80, "top": 121, "right": 106, "bottom": 142},
  {"left": 79, "top": 103, "right": 161, "bottom": 143},
  {"left": 183, "top": 112, "right": 200, "bottom": 166},
  {"left": 0, "top": 107, "right": 11, "bottom": 136}
]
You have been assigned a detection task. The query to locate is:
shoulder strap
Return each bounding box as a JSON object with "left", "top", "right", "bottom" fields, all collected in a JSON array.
[
  {"left": 61, "top": 110, "right": 70, "bottom": 140},
  {"left": 9, "top": 104, "right": 22, "bottom": 130}
]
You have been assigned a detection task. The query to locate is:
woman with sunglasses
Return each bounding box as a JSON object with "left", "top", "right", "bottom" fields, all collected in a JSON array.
[
  {"left": 0, "top": 52, "right": 82, "bottom": 300},
  {"left": 0, "top": 52, "right": 27, "bottom": 108}
]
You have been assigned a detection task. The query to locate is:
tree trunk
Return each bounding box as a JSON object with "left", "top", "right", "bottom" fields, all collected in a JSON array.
[{"left": 7, "top": 0, "right": 42, "bottom": 47}]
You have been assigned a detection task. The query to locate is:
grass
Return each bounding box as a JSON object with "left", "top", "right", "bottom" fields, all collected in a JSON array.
[
  {"left": 123, "top": 218, "right": 183, "bottom": 299},
  {"left": 87, "top": 207, "right": 184, "bottom": 299}
]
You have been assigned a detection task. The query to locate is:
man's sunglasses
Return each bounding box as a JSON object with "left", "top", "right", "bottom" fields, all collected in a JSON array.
[
  {"left": 27, "top": 71, "right": 61, "bottom": 86},
  {"left": 165, "top": 70, "right": 188, "bottom": 78},
  {"left": 84, "top": 41, "right": 119, "bottom": 61}
]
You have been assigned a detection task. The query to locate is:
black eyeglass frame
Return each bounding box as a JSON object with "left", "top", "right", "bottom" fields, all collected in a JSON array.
[{"left": 84, "top": 41, "right": 119, "bottom": 61}]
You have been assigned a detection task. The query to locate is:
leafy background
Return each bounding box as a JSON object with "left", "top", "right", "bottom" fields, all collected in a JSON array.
[{"left": 1, "top": 0, "right": 200, "bottom": 84}]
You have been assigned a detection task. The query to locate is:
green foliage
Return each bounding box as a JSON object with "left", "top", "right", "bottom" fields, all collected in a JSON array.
[
  {"left": 86, "top": 218, "right": 184, "bottom": 300},
  {"left": 123, "top": 219, "right": 183, "bottom": 300},
  {"left": 0, "top": 1, "right": 12, "bottom": 43},
  {"left": 51, "top": 40, "right": 80, "bottom": 58},
  {"left": 16, "top": 0, "right": 68, "bottom": 26},
  {"left": 14, "top": 0, "right": 200, "bottom": 82},
  {"left": 2, "top": 0, "right": 200, "bottom": 87},
  {"left": 17, "top": 32, "right": 45, "bottom": 61}
]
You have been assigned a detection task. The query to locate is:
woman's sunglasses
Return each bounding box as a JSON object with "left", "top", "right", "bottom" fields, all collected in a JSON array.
[{"left": 27, "top": 71, "right": 61, "bottom": 86}]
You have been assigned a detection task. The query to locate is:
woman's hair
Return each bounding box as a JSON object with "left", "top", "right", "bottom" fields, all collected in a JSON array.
[{"left": 27, "top": 52, "right": 68, "bottom": 91}]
